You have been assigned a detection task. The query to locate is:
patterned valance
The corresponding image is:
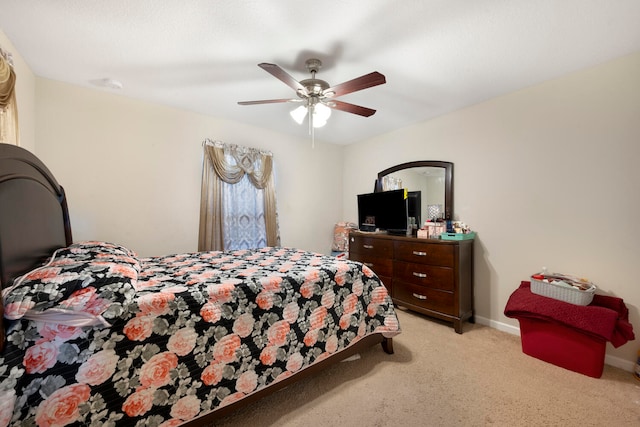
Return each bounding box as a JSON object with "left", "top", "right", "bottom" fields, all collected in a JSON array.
[{"left": 203, "top": 139, "right": 273, "bottom": 188}]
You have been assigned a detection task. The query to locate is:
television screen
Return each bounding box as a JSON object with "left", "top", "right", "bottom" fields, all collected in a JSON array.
[{"left": 357, "top": 189, "right": 408, "bottom": 234}]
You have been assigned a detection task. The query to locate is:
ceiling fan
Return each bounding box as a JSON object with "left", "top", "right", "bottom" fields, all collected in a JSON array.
[{"left": 238, "top": 58, "right": 386, "bottom": 145}]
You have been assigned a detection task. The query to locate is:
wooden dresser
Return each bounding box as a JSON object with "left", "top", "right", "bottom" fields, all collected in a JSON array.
[{"left": 349, "top": 230, "right": 474, "bottom": 333}]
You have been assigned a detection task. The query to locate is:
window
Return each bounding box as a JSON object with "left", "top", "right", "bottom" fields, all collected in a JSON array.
[{"left": 198, "top": 140, "right": 279, "bottom": 251}]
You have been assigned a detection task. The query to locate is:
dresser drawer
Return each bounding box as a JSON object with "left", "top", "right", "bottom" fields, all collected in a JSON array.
[
  {"left": 394, "top": 261, "right": 454, "bottom": 291},
  {"left": 394, "top": 281, "right": 455, "bottom": 315},
  {"left": 350, "top": 253, "right": 393, "bottom": 277},
  {"left": 394, "top": 241, "right": 454, "bottom": 267},
  {"left": 349, "top": 235, "right": 393, "bottom": 258}
]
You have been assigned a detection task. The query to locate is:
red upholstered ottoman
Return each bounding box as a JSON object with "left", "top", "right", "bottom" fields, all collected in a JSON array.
[
  {"left": 505, "top": 281, "right": 635, "bottom": 379},
  {"left": 517, "top": 317, "right": 606, "bottom": 378}
]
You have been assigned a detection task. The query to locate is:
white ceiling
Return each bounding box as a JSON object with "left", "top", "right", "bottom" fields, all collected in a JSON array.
[{"left": 1, "top": 0, "right": 640, "bottom": 145}]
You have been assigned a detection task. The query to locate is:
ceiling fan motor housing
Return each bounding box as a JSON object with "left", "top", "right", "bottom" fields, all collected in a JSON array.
[
  {"left": 299, "top": 78, "right": 330, "bottom": 96},
  {"left": 298, "top": 58, "right": 329, "bottom": 97}
]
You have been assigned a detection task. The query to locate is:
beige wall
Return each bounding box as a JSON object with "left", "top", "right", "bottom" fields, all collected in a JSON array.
[
  {"left": 0, "top": 30, "right": 36, "bottom": 151},
  {"left": 343, "top": 52, "right": 640, "bottom": 367},
  {"left": 34, "top": 80, "right": 344, "bottom": 256}
]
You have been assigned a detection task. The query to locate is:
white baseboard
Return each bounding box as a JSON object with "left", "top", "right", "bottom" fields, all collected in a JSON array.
[
  {"left": 474, "top": 315, "right": 635, "bottom": 373},
  {"left": 475, "top": 315, "right": 521, "bottom": 336}
]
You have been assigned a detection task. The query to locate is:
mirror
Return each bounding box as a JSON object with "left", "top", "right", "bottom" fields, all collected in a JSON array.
[{"left": 375, "top": 161, "right": 453, "bottom": 221}]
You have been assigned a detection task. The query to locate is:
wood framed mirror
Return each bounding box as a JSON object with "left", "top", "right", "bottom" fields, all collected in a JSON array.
[{"left": 375, "top": 161, "right": 453, "bottom": 221}]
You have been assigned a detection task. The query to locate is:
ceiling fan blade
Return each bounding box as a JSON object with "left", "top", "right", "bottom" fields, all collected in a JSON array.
[
  {"left": 238, "top": 98, "right": 300, "bottom": 105},
  {"left": 323, "top": 71, "right": 386, "bottom": 98},
  {"left": 326, "top": 100, "right": 377, "bottom": 117},
  {"left": 258, "top": 63, "right": 308, "bottom": 95}
]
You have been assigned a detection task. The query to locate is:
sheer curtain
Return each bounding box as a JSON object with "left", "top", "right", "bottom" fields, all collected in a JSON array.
[
  {"left": 0, "top": 47, "right": 19, "bottom": 146},
  {"left": 198, "top": 139, "right": 280, "bottom": 251}
]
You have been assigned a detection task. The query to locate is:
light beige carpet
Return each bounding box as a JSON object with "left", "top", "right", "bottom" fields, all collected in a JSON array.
[{"left": 212, "top": 308, "right": 640, "bottom": 426}]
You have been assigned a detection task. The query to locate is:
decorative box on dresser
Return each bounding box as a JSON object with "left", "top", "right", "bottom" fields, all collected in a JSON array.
[{"left": 349, "top": 230, "right": 474, "bottom": 333}]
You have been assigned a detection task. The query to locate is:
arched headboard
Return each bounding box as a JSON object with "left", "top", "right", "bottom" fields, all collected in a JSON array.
[{"left": 0, "top": 143, "right": 72, "bottom": 288}]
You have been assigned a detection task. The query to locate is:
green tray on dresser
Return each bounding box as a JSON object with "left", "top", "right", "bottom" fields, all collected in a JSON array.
[{"left": 440, "top": 231, "right": 476, "bottom": 241}]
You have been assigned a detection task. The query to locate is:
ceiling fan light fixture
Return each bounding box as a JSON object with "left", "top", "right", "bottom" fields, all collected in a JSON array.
[
  {"left": 313, "top": 103, "right": 331, "bottom": 127},
  {"left": 313, "top": 117, "right": 328, "bottom": 128},
  {"left": 290, "top": 102, "right": 332, "bottom": 128},
  {"left": 290, "top": 105, "right": 307, "bottom": 124}
]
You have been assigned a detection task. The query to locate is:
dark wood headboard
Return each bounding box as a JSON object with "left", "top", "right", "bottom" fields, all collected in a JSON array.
[{"left": 0, "top": 143, "right": 72, "bottom": 289}]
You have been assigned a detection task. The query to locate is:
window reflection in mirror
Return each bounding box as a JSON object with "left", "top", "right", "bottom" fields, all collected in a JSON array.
[
  {"left": 376, "top": 161, "right": 453, "bottom": 221},
  {"left": 381, "top": 167, "right": 445, "bottom": 222}
]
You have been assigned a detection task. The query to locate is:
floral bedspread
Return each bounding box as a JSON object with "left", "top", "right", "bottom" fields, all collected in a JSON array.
[{"left": 0, "top": 242, "right": 400, "bottom": 426}]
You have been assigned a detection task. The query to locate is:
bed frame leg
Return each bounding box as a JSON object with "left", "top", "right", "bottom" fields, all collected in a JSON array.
[{"left": 381, "top": 337, "right": 394, "bottom": 354}]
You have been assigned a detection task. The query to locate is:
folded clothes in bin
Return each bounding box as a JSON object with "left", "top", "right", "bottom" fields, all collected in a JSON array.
[{"left": 504, "top": 281, "right": 635, "bottom": 348}]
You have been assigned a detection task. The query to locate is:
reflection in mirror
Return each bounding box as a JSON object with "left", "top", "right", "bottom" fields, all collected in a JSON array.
[
  {"left": 376, "top": 161, "right": 453, "bottom": 221},
  {"left": 381, "top": 168, "right": 445, "bottom": 222}
]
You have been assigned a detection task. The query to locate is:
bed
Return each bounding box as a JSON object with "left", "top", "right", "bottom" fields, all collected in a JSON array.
[{"left": 0, "top": 143, "right": 400, "bottom": 426}]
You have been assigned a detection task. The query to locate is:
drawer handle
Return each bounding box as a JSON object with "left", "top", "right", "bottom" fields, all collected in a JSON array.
[
  {"left": 412, "top": 293, "right": 428, "bottom": 300},
  {"left": 413, "top": 272, "right": 427, "bottom": 278},
  {"left": 412, "top": 251, "right": 427, "bottom": 256},
  {"left": 363, "top": 244, "right": 374, "bottom": 249}
]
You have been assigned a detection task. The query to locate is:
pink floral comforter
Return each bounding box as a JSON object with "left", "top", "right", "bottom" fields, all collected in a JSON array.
[{"left": 0, "top": 242, "right": 400, "bottom": 426}]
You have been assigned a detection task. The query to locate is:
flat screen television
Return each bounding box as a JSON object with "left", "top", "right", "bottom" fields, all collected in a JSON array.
[{"left": 357, "top": 189, "right": 408, "bottom": 235}]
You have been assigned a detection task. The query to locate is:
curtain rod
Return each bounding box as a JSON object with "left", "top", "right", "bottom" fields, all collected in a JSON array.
[{"left": 0, "top": 46, "right": 14, "bottom": 68}]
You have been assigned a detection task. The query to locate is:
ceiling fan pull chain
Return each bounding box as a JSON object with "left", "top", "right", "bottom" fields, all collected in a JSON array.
[{"left": 309, "top": 103, "right": 315, "bottom": 148}]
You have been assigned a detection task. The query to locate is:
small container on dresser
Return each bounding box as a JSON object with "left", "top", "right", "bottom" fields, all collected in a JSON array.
[{"left": 349, "top": 230, "right": 474, "bottom": 333}]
